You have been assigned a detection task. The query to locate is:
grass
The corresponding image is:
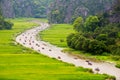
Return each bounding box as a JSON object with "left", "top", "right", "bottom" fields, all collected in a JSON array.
[
  {"left": 40, "top": 24, "right": 120, "bottom": 64},
  {"left": 0, "top": 54, "right": 109, "bottom": 80},
  {"left": 0, "top": 18, "right": 110, "bottom": 80},
  {"left": 116, "top": 63, "right": 120, "bottom": 68},
  {"left": 63, "top": 48, "right": 113, "bottom": 62},
  {"left": 40, "top": 24, "right": 74, "bottom": 47},
  {"left": 0, "top": 18, "right": 38, "bottom": 54}
]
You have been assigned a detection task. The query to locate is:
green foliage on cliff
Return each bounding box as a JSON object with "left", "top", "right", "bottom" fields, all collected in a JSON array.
[
  {"left": 48, "top": 0, "right": 113, "bottom": 23},
  {"left": 12, "top": 0, "right": 54, "bottom": 18},
  {"left": 0, "top": 0, "right": 54, "bottom": 18}
]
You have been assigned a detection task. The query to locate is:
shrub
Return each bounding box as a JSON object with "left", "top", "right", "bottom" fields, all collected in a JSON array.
[
  {"left": 0, "top": 15, "right": 13, "bottom": 30},
  {"left": 108, "top": 31, "right": 118, "bottom": 38},
  {"left": 118, "top": 32, "right": 120, "bottom": 38},
  {"left": 67, "top": 33, "right": 108, "bottom": 55},
  {"left": 74, "top": 36, "right": 85, "bottom": 50},
  {"left": 73, "top": 17, "right": 84, "bottom": 32},
  {"left": 111, "top": 46, "right": 120, "bottom": 55},
  {"left": 85, "top": 16, "right": 99, "bottom": 32},
  {"left": 70, "top": 34, "right": 79, "bottom": 48},
  {"left": 83, "top": 32, "right": 93, "bottom": 39},
  {"left": 105, "top": 38, "right": 115, "bottom": 45},
  {"left": 88, "top": 40, "right": 107, "bottom": 55},
  {"left": 82, "top": 39, "right": 90, "bottom": 51},
  {"left": 67, "top": 33, "right": 75, "bottom": 47},
  {"left": 96, "top": 34, "right": 108, "bottom": 41},
  {"left": 112, "top": 56, "right": 120, "bottom": 61},
  {"left": 60, "top": 39, "right": 64, "bottom": 42},
  {"left": 115, "top": 63, "right": 120, "bottom": 68},
  {"left": 4, "top": 21, "right": 13, "bottom": 30},
  {"left": 107, "top": 45, "right": 120, "bottom": 55}
]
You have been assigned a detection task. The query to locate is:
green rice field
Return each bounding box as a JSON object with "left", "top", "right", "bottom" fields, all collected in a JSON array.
[
  {"left": 0, "top": 18, "right": 110, "bottom": 80},
  {"left": 40, "top": 24, "right": 74, "bottom": 47}
]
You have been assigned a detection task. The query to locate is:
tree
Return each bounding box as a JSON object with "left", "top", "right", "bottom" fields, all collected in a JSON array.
[
  {"left": 0, "top": 2, "right": 13, "bottom": 30},
  {"left": 88, "top": 40, "right": 106, "bottom": 55},
  {"left": 85, "top": 16, "right": 99, "bottom": 32},
  {"left": 96, "top": 34, "right": 108, "bottom": 41},
  {"left": 73, "top": 17, "right": 84, "bottom": 32},
  {"left": 67, "top": 33, "right": 75, "bottom": 47},
  {"left": 3, "top": 21, "right": 13, "bottom": 30}
]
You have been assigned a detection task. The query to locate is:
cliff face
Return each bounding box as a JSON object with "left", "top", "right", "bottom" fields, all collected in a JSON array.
[
  {"left": 0, "top": 0, "right": 54, "bottom": 18},
  {"left": 0, "top": 0, "right": 15, "bottom": 18},
  {"left": 13, "top": 0, "right": 33, "bottom": 17},
  {"left": 0, "top": 0, "right": 114, "bottom": 22},
  {"left": 48, "top": 0, "right": 113, "bottom": 23},
  {"left": 110, "top": 0, "right": 120, "bottom": 23}
]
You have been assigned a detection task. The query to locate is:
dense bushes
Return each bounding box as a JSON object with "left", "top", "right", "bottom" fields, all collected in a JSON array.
[
  {"left": 0, "top": 20, "right": 13, "bottom": 30},
  {"left": 67, "top": 34, "right": 107, "bottom": 55},
  {"left": 116, "top": 63, "right": 120, "bottom": 68},
  {"left": 0, "top": 1, "right": 13, "bottom": 30},
  {"left": 0, "top": 16, "right": 13, "bottom": 30},
  {"left": 67, "top": 16, "right": 120, "bottom": 55}
]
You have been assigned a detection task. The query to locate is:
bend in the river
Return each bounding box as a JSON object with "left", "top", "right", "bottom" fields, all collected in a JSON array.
[{"left": 16, "top": 22, "right": 120, "bottom": 80}]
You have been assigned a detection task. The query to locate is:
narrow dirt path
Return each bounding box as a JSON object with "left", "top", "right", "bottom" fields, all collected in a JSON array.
[{"left": 16, "top": 22, "right": 120, "bottom": 80}]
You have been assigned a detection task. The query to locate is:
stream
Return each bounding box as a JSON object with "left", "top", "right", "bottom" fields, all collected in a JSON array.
[{"left": 16, "top": 22, "right": 120, "bottom": 80}]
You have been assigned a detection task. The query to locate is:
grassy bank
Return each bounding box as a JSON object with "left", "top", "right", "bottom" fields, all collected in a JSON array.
[
  {"left": 0, "top": 18, "right": 111, "bottom": 80},
  {"left": 40, "top": 24, "right": 120, "bottom": 64},
  {"left": 40, "top": 24, "right": 74, "bottom": 47}
]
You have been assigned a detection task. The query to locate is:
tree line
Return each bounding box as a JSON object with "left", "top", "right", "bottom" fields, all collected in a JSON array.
[{"left": 67, "top": 0, "right": 120, "bottom": 55}]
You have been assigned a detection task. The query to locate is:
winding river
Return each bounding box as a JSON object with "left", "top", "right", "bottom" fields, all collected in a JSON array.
[{"left": 16, "top": 22, "right": 120, "bottom": 80}]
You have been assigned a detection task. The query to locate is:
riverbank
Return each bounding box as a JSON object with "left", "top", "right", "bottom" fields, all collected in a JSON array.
[{"left": 16, "top": 21, "right": 120, "bottom": 80}]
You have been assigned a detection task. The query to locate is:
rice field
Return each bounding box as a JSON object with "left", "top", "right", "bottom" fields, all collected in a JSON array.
[
  {"left": 0, "top": 18, "right": 110, "bottom": 80},
  {"left": 40, "top": 24, "right": 74, "bottom": 47}
]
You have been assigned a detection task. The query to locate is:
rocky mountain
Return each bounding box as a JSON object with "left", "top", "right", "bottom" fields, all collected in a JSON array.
[
  {"left": 48, "top": 0, "right": 114, "bottom": 23},
  {"left": 0, "top": 0, "right": 54, "bottom": 18},
  {"left": 0, "top": 0, "right": 15, "bottom": 18},
  {"left": 0, "top": 0, "right": 115, "bottom": 23}
]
